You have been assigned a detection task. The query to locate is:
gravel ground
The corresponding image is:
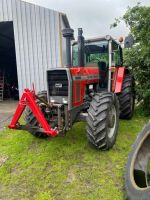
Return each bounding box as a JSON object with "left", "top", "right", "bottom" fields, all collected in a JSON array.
[
  {"left": 0, "top": 100, "right": 18, "bottom": 131},
  {"left": 0, "top": 113, "right": 13, "bottom": 131}
]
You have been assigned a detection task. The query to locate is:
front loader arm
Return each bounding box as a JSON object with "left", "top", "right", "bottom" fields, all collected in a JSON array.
[{"left": 8, "top": 89, "right": 58, "bottom": 137}]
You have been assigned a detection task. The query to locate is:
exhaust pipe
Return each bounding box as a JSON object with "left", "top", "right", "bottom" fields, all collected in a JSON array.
[
  {"left": 62, "top": 28, "right": 74, "bottom": 67},
  {"left": 78, "top": 28, "right": 85, "bottom": 67}
]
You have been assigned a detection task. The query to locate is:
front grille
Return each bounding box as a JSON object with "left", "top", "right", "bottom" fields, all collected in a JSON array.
[{"left": 47, "top": 70, "right": 68, "bottom": 96}]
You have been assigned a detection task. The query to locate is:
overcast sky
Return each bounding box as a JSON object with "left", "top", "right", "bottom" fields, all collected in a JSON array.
[{"left": 23, "top": 0, "right": 150, "bottom": 39}]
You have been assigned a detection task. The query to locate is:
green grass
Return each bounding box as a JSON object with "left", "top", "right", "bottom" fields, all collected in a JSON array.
[{"left": 0, "top": 113, "right": 149, "bottom": 200}]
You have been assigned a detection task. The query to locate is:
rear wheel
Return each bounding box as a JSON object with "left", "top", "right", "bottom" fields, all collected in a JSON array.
[
  {"left": 119, "top": 74, "right": 135, "bottom": 119},
  {"left": 125, "top": 122, "right": 150, "bottom": 200},
  {"left": 24, "top": 91, "right": 48, "bottom": 138},
  {"left": 86, "top": 92, "right": 119, "bottom": 150}
]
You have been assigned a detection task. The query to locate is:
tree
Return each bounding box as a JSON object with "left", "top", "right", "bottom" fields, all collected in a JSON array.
[{"left": 112, "top": 4, "right": 150, "bottom": 115}]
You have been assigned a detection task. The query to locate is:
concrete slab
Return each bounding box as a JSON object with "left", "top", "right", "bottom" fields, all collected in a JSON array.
[
  {"left": 0, "top": 100, "right": 18, "bottom": 131},
  {"left": 0, "top": 100, "right": 18, "bottom": 113}
]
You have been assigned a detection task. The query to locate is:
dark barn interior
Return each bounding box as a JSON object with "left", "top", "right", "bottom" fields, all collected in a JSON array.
[{"left": 0, "top": 21, "right": 18, "bottom": 100}]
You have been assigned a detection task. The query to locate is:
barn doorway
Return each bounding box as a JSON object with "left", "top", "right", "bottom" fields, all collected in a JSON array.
[{"left": 0, "top": 21, "right": 18, "bottom": 101}]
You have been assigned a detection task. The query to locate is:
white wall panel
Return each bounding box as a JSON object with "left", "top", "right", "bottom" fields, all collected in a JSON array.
[{"left": 0, "top": 0, "right": 69, "bottom": 95}]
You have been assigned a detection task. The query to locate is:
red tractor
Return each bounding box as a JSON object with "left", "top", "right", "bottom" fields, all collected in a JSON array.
[{"left": 9, "top": 28, "right": 135, "bottom": 150}]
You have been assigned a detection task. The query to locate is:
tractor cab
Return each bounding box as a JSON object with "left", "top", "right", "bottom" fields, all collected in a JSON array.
[{"left": 72, "top": 36, "right": 123, "bottom": 88}]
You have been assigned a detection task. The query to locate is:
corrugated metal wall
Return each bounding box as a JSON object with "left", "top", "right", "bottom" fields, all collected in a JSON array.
[{"left": 0, "top": 0, "right": 68, "bottom": 94}]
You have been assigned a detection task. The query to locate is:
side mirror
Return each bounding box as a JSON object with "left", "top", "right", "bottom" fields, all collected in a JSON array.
[{"left": 124, "top": 35, "right": 134, "bottom": 48}]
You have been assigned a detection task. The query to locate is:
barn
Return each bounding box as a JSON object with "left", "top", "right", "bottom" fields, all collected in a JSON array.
[{"left": 0, "top": 0, "right": 70, "bottom": 100}]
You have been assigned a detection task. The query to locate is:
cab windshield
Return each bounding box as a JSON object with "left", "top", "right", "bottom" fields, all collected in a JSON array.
[{"left": 72, "top": 40, "right": 109, "bottom": 67}]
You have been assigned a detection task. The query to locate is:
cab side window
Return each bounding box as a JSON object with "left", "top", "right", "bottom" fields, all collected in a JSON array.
[{"left": 112, "top": 41, "right": 123, "bottom": 66}]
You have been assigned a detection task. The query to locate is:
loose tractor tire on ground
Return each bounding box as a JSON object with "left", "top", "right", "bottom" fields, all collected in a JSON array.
[
  {"left": 125, "top": 121, "right": 150, "bottom": 200},
  {"left": 9, "top": 28, "right": 135, "bottom": 150}
]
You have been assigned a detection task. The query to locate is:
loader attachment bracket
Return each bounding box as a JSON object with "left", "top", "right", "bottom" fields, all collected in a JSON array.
[{"left": 8, "top": 89, "right": 58, "bottom": 137}]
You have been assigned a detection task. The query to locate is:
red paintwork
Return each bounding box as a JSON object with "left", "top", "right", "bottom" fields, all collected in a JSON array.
[
  {"left": 70, "top": 66, "right": 126, "bottom": 107},
  {"left": 9, "top": 66, "right": 126, "bottom": 134},
  {"left": 70, "top": 67, "right": 99, "bottom": 107},
  {"left": 111, "top": 67, "right": 118, "bottom": 92},
  {"left": 115, "top": 67, "right": 126, "bottom": 93},
  {"left": 71, "top": 67, "right": 99, "bottom": 76},
  {"left": 8, "top": 89, "right": 58, "bottom": 137}
]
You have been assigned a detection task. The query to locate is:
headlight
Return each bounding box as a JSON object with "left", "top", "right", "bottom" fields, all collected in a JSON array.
[
  {"left": 50, "top": 98, "right": 55, "bottom": 103},
  {"left": 62, "top": 98, "right": 68, "bottom": 104}
]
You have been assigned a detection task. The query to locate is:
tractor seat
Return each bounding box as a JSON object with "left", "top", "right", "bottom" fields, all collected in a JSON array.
[{"left": 98, "top": 61, "right": 107, "bottom": 72}]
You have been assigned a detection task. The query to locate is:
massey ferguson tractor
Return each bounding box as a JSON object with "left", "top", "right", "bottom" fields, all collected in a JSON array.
[{"left": 8, "top": 28, "right": 135, "bottom": 150}]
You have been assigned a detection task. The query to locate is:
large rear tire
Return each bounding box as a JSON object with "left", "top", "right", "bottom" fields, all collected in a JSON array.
[
  {"left": 125, "top": 122, "right": 150, "bottom": 200},
  {"left": 86, "top": 92, "right": 119, "bottom": 150},
  {"left": 24, "top": 91, "right": 48, "bottom": 138},
  {"left": 119, "top": 74, "right": 135, "bottom": 119}
]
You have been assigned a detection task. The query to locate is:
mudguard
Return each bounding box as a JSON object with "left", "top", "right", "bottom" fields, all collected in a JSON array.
[{"left": 114, "top": 67, "right": 126, "bottom": 93}]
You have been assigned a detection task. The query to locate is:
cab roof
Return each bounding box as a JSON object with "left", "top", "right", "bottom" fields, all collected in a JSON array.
[{"left": 72, "top": 35, "right": 121, "bottom": 47}]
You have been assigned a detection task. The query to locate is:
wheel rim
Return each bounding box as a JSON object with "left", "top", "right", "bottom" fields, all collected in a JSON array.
[
  {"left": 108, "top": 104, "right": 117, "bottom": 139},
  {"left": 131, "top": 130, "right": 150, "bottom": 190}
]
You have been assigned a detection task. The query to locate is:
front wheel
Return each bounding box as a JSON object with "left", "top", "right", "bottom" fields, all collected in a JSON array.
[
  {"left": 86, "top": 92, "right": 119, "bottom": 150},
  {"left": 24, "top": 91, "right": 48, "bottom": 138},
  {"left": 125, "top": 122, "right": 150, "bottom": 200}
]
